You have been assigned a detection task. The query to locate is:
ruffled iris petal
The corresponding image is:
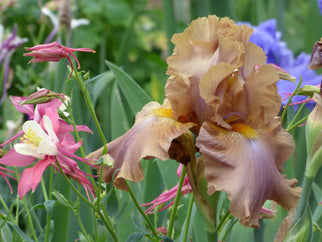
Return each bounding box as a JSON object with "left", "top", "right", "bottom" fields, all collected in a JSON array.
[
  {"left": 87, "top": 101, "right": 195, "bottom": 190},
  {"left": 196, "top": 120, "right": 300, "bottom": 227}
]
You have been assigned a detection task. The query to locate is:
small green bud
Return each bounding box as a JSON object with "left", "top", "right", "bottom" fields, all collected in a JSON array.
[
  {"left": 305, "top": 94, "right": 322, "bottom": 177},
  {"left": 96, "top": 154, "right": 114, "bottom": 168},
  {"left": 298, "top": 85, "right": 320, "bottom": 97}
]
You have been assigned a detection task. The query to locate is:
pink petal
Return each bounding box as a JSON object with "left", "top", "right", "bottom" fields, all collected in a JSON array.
[
  {"left": 0, "top": 148, "right": 35, "bottom": 166},
  {"left": 18, "top": 157, "right": 54, "bottom": 199}
]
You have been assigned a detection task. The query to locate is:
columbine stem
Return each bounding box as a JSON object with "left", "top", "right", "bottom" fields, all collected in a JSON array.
[
  {"left": 23, "top": 197, "right": 38, "bottom": 242},
  {"left": 124, "top": 180, "right": 159, "bottom": 239},
  {"left": 55, "top": 159, "right": 118, "bottom": 241},
  {"left": 71, "top": 62, "right": 107, "bottom": 146},
  {"left": 167, "top": 165, "right": 186, "bottom": 238},
  {"left": 280, "top": 77, "right": 303, "bottom": 123}
]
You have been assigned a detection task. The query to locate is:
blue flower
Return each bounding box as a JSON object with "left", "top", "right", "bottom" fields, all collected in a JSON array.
[
  {"left": 239, "top": 19, "right": 321, "bottom": 108},
  {"left": 318, "top": 0, "right": 322, "bottom": 15},
  {"left": 0, "top": 25, "right": 28, "bottom": 105}
]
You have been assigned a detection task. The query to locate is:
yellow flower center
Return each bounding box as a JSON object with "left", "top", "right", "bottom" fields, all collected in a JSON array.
[
  {"left": 20, "top": 128, "right": 44, "bottom": 149},
  {"left": 152, "top": 108, "right": 173, "bottom": 118},
  {"left": 230, "top": 123, "right": 257, "bottom": 139}
]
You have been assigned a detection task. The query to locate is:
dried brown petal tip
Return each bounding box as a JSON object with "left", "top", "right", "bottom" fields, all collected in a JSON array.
[{"left": 308, "top": 38, "right": 322, "bottom": 70}]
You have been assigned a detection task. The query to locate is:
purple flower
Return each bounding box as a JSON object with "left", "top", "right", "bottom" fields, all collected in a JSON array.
[
  {"left": 0, "top": 25, "right": 28, "bottom": 105},
  {"left": 319, "top": 0, "right": 322, "bottom": 15},
  {"left": 240, "top": 19, "right": 321, "bottom": 108}
]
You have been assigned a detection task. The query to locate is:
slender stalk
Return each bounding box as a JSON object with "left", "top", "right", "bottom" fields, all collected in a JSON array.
[
  {"left": 73, "top": 209, "right": 90, "bottom": 241},
  {"left": 167, "top": 165, "right": 186, "bottom": 238},
  {"left": 221, "top": 218, "right": 238, "bottom": 241},
  {"left": 280, "top": 77, "right": 303, "bottom": 123},
  {"left": 217, "top": 210, "right": 230, "bottom": 233},
  {"left": 124, "top": 180, "right": 159, "bottom": 239},
  {"left": 41, "top": 178, "right": 49, "bottom": 201},
  {"left": 286, "top": 116, "right": 309, "bottom": 132},
  {"left": 286, "top": 102, "right": 307, "bottom": 128},
  {"left": 55, "top": 159, "right": 118, "bottom": 241},
  {"left": 207, "top": 229, "right": 218, "bottom": 242},
  {"left": 182, "top": 193, "right": 194, "bottom": 242},
  {"left": 72, "top": 63, "right": 107, "bottom": 145},
  {"left": 23, "top": 197, "right": 38, "bottom": 242}
]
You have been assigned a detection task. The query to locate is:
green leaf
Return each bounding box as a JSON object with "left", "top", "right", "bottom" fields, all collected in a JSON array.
[
  {"left": 38, "top": 220, "right": 54, "bottom": 242},
  {"left": 86, "top": 71, "right": 114, "bottom": 105},
  {"left": 106, "top": 188, "right": 119, "bottom": 219},
  {"left": 44, "top": 200, "right": 56, "bottom": 217},
  {"left": 126, "top": 232, "right": 146, "bottom": 242},
  {"left": 7, "top": 222, "right": 33, "bottom": 242},
  {"left": 105, "top": 60, "right": 151, "bottom": 115},
  {"left": 110, "top": 82, "right": 130, "bottom": 139},
  {"left": 130, "top": 214, "right": 149, "bottom": 233},
  {"left": 160, "top": 235, "right": 174, "bottom": 242}
]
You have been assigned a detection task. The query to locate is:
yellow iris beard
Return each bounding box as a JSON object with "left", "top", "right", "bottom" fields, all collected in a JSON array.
[
  {"left": 152, "top": 108, "right": 173, "bottom": 118},
  {"left": 230, "top": 123, "right": 258, "bottom": 139}
]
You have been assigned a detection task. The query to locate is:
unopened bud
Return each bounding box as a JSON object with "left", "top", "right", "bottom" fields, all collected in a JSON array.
[
  {"left": 20, "top": 88, "right": 65, "bottom": 105},
  {"left": 96, "top": 154, "right": 114, "bottom": 168},
  {"left": 298, "top": 85, "right": 320, "bottom": 96},
  {"left": 305, "top": 93, "right": 322, "bottom": 178},
  {"left": 270, "top": 63, "right": 296, "bottom": 83}
]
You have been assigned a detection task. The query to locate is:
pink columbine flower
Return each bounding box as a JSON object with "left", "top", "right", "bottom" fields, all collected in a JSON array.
[
  {"left": 0, "top": 92, "right": 94, "bottom": 199},
  {"left": 24, "top": 42, "right": 95, "bottom": 77},
  {"left": 142, "top": 164, "right": 192, "bottom": 214}
]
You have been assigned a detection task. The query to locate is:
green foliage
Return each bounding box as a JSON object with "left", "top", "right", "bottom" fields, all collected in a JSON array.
[{"left": 0, "top": 0, "right": 321, "bottom": 241}]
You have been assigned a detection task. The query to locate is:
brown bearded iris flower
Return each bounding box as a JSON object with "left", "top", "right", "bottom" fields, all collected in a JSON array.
[
  {"left": 87, "top": 100, "right": 195, "bottom": 190},
  {"left": 88, "top": 15, "right": 301, "bottom": 227}
]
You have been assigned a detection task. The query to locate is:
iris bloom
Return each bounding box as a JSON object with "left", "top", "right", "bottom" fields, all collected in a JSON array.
[
  {"left": 0, "top": 25, "right": 28, "bottom": 105},
  {"left": 0, "top": 92, "right": 94, "bottom": 199},
  {"left": 24, "top": 42, "right": 95, "bottom": 77},
  {"left": 88, "top": 15, "right": 301, "bottom": 227}
]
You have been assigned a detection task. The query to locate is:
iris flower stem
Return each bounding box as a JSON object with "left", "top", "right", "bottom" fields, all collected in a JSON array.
[
  {"left": 293, "top": 174, "right": 315, "bottom": 224},
  {"left": 55, "top": 159, "right": 118, "bottom": 241},
  {"left": 71, "top": 62, "right": 107, "bottom": 146},
  {"left": 124, "top": 180, "right": 159, "bottom": 239},
  {"left": 167, "top": 165, "right": 186, "bottom": 238},
  {"left": 182, "top": 193, "right": 194, "bottom": 242}
]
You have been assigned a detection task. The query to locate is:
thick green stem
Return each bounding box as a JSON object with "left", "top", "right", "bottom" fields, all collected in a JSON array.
[
  {"left": 293, "top": 175, "right": 315, "bottom": 224},
  {"left": 182, "top": 193, "right": 194, "bottom": 242},
  {"left": 167, "top": 165, "right": 186, "bottom": 238},
  {"left": 124, "top": 180, "right": 159, "bottom": 239}
]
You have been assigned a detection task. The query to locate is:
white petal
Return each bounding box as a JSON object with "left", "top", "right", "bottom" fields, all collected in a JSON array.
[
  {"left": 38, "top": 137, "right": 58, "bottom": 156},
  {"left": 22, "top": 121, "right": 48, "bottom": 139},
  {"left": 43, "top": 115, "right": 59, "bottom": 143},
  {"left": 14, "top": 143, "right": 44, "bottom": 158}
]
